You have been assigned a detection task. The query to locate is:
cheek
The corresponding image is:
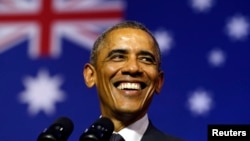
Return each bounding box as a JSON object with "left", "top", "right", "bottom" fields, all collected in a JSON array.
[
  {"left": 105, "top": 64, "right": 120, "bottom": 72},
  {"left": 95, "top": 64, "right": 121, "bottom": 89},
  {"left": 102, "top": 63, "right": 123, "bottom": 76},
  {"left": 145, "top": 68, "right": 159, "bottom": 80}
]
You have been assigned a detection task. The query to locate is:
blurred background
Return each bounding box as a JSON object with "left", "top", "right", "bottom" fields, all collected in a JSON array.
[{"left": 0, "top": 0, "right": 249, "bottom": 141}]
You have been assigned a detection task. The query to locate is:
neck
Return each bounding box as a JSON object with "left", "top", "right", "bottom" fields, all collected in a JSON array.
[{"left": 102, "top": 111, "right": 147, "bottom": 132}]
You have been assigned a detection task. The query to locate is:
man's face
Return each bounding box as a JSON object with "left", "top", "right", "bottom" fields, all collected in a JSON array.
[{"left": 84, "top": 28, "right": 164, "bottom": 118}]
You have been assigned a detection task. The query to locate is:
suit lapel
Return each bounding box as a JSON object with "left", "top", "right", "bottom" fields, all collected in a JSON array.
[{"left": 141, "top": 121, "right": 159, "bottom": 141}]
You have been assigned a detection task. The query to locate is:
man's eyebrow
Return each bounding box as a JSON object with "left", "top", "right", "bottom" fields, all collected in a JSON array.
[
  {"left": 139, "top": 50, "right": 156, "bottom": 62},
  {"left": 107, "top": 49, "right": 128, "bottom": 57}
]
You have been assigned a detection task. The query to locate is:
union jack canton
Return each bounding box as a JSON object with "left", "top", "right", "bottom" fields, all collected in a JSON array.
[{"left": 0, "top": 0, "right": 126, "bottom": 59}]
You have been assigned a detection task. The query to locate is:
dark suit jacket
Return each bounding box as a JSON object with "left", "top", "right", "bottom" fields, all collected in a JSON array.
[{"left": 141, "top": 121, "right": 184, "bottom": 141}]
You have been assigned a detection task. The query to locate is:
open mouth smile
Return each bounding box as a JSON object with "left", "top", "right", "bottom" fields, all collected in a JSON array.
[{"left": 114, "top": 82, "right": 147, "bottom": 90}]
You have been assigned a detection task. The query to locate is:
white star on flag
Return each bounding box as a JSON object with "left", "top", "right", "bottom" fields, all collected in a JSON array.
[
  {"left": 207, "top": 48, "right": 226, "bottom": 67},
  {"left": 19, "top": 69, "right": 65, "bottom": 116},
  {"left": 187, "top": 88, "right": 214, "bottom": 116},
  {"left": 226, "top": 14, "right": 249, "bottom": 41},
  {"left": 189, "top": 0, "right": 214, "bottom": 13},
  {"left": 154, "top": 29, "right": 174, "bottom": 54}
]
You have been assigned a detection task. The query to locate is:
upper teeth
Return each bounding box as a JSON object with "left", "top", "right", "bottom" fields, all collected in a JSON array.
[{"left": 117, "top": 83, "right": 141, "bottom": 90}]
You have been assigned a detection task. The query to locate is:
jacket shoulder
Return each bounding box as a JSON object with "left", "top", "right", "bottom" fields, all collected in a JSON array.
[{"left": 141, "top": 122, "right": 184, "bottom": 141}]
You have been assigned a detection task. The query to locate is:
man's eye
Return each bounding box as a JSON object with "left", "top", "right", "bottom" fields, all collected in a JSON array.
[
  {"left": 140, "top": 57, "right": 154, "bottom": 64},
  {"left": 111, "top": 54, "right": 125, "bottom": 61}
]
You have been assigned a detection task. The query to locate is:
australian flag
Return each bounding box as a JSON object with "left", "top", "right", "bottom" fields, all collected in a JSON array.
[{"left": 0, "top": 0, "right": 249, "bottom": 141}]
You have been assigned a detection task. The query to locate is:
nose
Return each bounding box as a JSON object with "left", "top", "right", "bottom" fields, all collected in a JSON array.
[{"left": 121, "top": 57, "right": 143, "bottom": 76}]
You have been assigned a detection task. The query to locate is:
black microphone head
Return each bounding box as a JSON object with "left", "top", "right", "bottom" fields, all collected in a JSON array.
[
  {"left": 37, "top": 116, "right": 74, "bottom": 141},
  {"left": 79, "top": 117, "right": 114, "bottom": 141}
]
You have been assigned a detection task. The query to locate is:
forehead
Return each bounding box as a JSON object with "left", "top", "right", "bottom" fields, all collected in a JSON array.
[{"left": 101, "top": 28, "right": 156, "bottom": 52}]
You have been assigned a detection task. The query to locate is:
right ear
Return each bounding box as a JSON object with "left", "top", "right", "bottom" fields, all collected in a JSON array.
[{"left": 83, "top": 63, "right": 96, "bottom": 88}]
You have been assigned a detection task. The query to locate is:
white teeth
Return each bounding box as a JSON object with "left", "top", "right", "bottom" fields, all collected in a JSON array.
[{"left": 117, "top": 83, "right": 141, "bottom": 90}]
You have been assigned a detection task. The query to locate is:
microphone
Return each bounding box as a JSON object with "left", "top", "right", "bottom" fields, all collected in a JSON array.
[
  {"left": 37, "top": 116, "right": 74, "bottom": 141},
  {"left": 79, "top": 117, "right": 114, "bottom": 141}
]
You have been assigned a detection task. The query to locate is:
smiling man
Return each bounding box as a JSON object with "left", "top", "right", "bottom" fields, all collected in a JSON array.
[{"left": 83, "top": 21, "right": 183, "bottom": 141}]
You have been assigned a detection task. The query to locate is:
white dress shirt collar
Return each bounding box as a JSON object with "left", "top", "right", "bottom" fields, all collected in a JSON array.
[{"left": 117, "top": 114, "right": 149, "bottom": 141}]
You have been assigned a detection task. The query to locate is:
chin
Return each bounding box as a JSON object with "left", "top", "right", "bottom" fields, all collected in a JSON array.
[{"left": 116, "top": 106, "right": 144, "bottom": 116}]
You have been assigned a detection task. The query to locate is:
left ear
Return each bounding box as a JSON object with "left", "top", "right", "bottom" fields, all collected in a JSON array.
[{"left": 155, "top": 71, "right": 164, "bottom": 94}]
